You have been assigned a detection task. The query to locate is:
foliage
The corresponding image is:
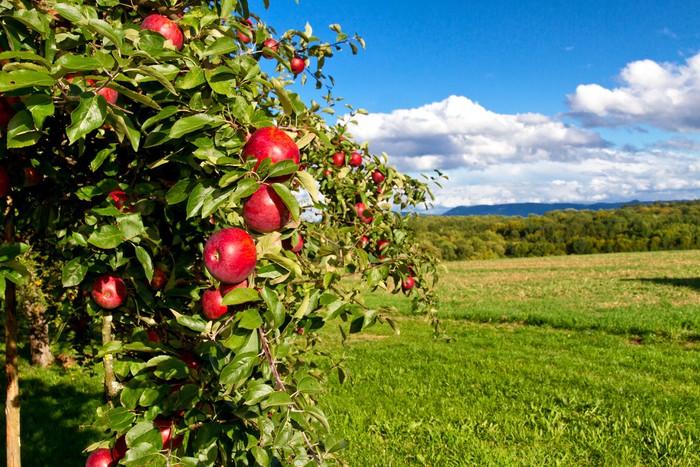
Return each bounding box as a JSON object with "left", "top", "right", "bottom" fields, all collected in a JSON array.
[
  {"left": 411, "top": 201, "right": 700, "bottom": 261},
  {"left": 0, "top": 0, "right": 439, "bottom": 465}
]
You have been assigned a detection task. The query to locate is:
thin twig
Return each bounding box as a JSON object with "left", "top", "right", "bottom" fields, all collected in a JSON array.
[{"left": 258, "top": 327, "right": 285, "bottom": 390}]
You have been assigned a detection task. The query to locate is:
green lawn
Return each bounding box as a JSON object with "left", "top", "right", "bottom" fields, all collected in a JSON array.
[{"left": 3, "top": 250, "right": 700, "bottom": 465}]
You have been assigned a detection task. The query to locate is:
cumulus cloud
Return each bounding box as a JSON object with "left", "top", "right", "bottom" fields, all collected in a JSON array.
[
  {"left": 347, "top": 95, "right": 605, "bottom": 171},
  {"left": 568, "top": 53, "right": 700, "bottom": 131}
]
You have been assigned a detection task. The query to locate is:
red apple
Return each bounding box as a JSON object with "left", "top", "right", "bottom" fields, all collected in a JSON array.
[
  {"left": 237, "top": 18, "right": 253, "bottom": 44},
  {"left": 23, "top": 167, "right": 42, "bottom": 187},
  {"left": 150, "top": 266, "right": 168, "bottom": 290},
  {"left": 323, "top": 169, "right": 332, "bottom": 177},
  {"left": 180, "top": 351, "right": 200, "bottom": 370},
  {"left": 354, "top": 202, "right": 373, "bottom": 224},
  {"left": 141, "top": 14, "right": 184, "bottom": 50},
  {"left": 0, "top": 98, "right": 15, "bottom": 128},
  {"left": 112, "top": 435, "right": 127, "bottom": 461},
  {"left": 402, "top": 276, "right": 416, "bottom": 291},
  {"left": 0, "top": 166, "right": 10, "bottom": 197},
  {"left": 85, "top": 448, "right": 114, "bottom": 467},
  {"left": 377, "top": 239, "right": 390, "bottom": 252},
  {"left": 243, "top": 127, "right": 300, "bottom": 177},
  {"left": 331, "top": 152, "right": 346, "bottom": 167},
  {"left": 201, "top": 288, "right": 229, "bottom": 320},
  {"left": 283, "top": 233, "right": 304, "bottom": 253},
  {"left": 109, "top": 190, "right": 128, "bottom": 211},
  {"left": 91, "top": 274, "right": 127, "bottom": 310},
  {"left": 146, "top": 329, "right": 160, "bottom": 343},
  {"left": 372, "top": 170, "right": 385, "bottom": 184},
  {"left": 97, "top": 87, "right": 118, "bottom": 105},
  {"left": 204, "top": 228, "right": 257, "bottom": 284},
  {"left": 154, "top": 418, "right": 183, "bottom": 450},
  {"left": 290, "top": 56, "right": 306, "bottom": 74},
  {"left": 243, "top": 184, "right": 290, "bottom": 233},
  {"left": 359, "top": 235, "right": 370, "bottom": 249},
  {"left": 349, "top": 151, "right": 363, "bottom": 167},
  {"left": 262, "top": 38, "right": 279, "bottom": 58}
]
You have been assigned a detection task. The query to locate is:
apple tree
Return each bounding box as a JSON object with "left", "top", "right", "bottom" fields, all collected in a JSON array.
[{"left": 0, "top": 0, "right": 439, "bottom": 465}]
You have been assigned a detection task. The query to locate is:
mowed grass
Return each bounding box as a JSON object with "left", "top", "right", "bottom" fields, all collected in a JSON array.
[
  {"left": 2, "top": 250, "right": 700, "bottom": 465},
  {"left": 320, "top": 251, "right": 700, "bottom": 465}
]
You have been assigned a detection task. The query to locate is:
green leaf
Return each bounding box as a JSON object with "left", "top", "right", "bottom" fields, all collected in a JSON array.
[
  {"left": 271, "top": 78, "right": 294, "bottom": 115},
  {"left": 86, "top": 18, "right": 123, "bottom": 49},
  {"left": 176, "top": 68, "right": 206, "bottom": 90},
  {"left": 222, "top": 287, "right": 261, "bottom": 306},
  {"left": 24, "top": 94, "right": 54, "bottom": 129},
  {"left": 142, "top": 106, "right": 179, "bottom": 131},
  {"left": 176, "top": 315, "right": 207, "bottom": 333},
  {"left": 169, "top": 114, "right": 223, "bottom": 139},
  {"left": 12, "top": 9, "right": 50, "bottom": 36},
  {"left": 186, "top": 183, "right": 215, "bottom": 219},
  {"left": 66, "top": 95, "right": 107, "bottom": 144},
  {"left": 6, "top": 111, "right": 41, "bottom": 149},
  {"left": 54, "top": 54, "right": 102, "bottom": 72},
  {"left": 243, "top": 382, "right": 274, "bottom": 405},
  {"left": 271, "top": 183, "right": 300, "bottom": 221},
  {"left": 220, "top": 352, "right": 257, "bottom": 388},
  {"left": 267, "top": 160, "right": 298, "bottom": 179},
  {"left": 117, "top": 214, "right": 146, "bottom": 241},
  {"left": 126, "top": 421, "right": 162, "bottom": 450},
  {"left": 0, "top": 70, "right": 55, "bottom": 92},
  {"left": 109, "top": 110, "right": 140, "bottom": 151},
  {"left": 88, "top": 225, "right": 123, "bottom": 249},
  {"left": 153, "top": 357, "right": 189, "bottom": 380},
  {"left": 0, "top": 243, "right": 28, "bottom": 263},
  {"left": 90, "top": 146, "right": 115, "bottom": 172},
  {"left": 61, "top": 257, "right": 88, "bottom": 287},
  {"left": 260, "top": 391, "right": 293, "bottom": 409},
  {"left": 203, "top": 37, "right": 238, "bottom": 57},
  {"left": 165, "top": 179, "right": 191, "bottom": 205},
  {"left": 131, "top": 65, "right": 178, "bottom": 95},
  {"left": 134, "top": 245, "right": 153, "bottom": 281},
  {"left": 237, "top": 309, "right": 263, "bottom": 330},
  {"left": 53, "top": 3, "right": 83, "bottom": 23},
  {"left": 108, "top": 82, "right": 161, "bottom": 110},
  {"left": 297, "top": 170, "right": 321, "bottom": 203}
]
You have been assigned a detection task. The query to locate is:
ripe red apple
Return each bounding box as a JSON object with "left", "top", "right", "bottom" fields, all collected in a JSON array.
[
  {"left": 85, "top": 448, "right": 114, "bottom": 467},
  {"left": 262, "top": 38, "right": 279, "bottom": 58},
  {"left": 243, "top": 184, "right": 290, "bottom": 233},
  {"left": 204, "top": 228, "right": 257, "bottom": 284},
  {"left": 150, "top": 266, "right": 168, "bottom": 290},
  {"left": 0, "top": 166, "right": 10, "bottom": 197},
  {"left": 372, "top": 170, "right": 385, "bottom": 184},
  {"left": 201, "top": 288, "right": 229, "bottom": 320},
  {"left": 402, "top": 276, "right": 416, "bottom": 291},
  {"left": 23, "top": 167, "right": 42, "bottom": 187},
  {"left": 283, "top": 233, "right": 304, "bottom": 253},
  {"left": 141, "top": 14, "right": 184, "bottom": 50},
  {"left": 323, "top": 169, "right": 332, "bottom": 177},
  {"left": 354, "top": 202, "right": 373, "bottom": 224},
  {"left": 146, "top": 329, "right": 160, "bottom": 343},
  {"left": 359, "top": 235, "right": 370, "bottom": 249},
  {"left": 0, "top": 98, "right": 15, "bottom": 128},
  {"left": 109, "top": 190, "right": 128, "bottom": 211},
  {"left": 349, "top": 151, "right": 363, "bottom": 167},
  {"left": 97, "top": 87, "right": 118, "bottom": 105},
  {"left": 112, "top": 435, "right": 127, "bottom": 461},
  {"left": 377, "top": 239, "right": 390, "bottom": 252},
  {"left": 331, "top": 152, "right": 345, "bottom": 167},
  {"left": 91, "top": 274, "right": 127, "bottom": 310},
  {"left": 154, "top": 418, "right": 183, "bottom": 450},
  {"left": 237, "top": 18, "right": 253, "bottom": 43},
  {"left": 290, "top": 56, "right": 306, "bottom": 74},
  {"left": 243, "top": 127, "right": 300, "bottom": 177},
  {"left": 180, "top": 351, "right": 200, "bottom": 370}
]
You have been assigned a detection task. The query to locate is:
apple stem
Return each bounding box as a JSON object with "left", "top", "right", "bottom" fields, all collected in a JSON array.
[{"left": 258, "top": 328, "right": 285, "bottom": 390}]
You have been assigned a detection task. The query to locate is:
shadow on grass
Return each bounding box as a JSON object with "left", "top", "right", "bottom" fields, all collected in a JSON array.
[
  {"left": 0, "top": 370, "right": 102, "bottom": 467},
  {"left": 630, "top": 277, "right": 700, "bottom": 293}
]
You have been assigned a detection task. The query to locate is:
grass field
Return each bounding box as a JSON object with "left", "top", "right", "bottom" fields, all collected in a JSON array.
[{"left": 2, "top": 250, "right": 700, "bottom": 465}]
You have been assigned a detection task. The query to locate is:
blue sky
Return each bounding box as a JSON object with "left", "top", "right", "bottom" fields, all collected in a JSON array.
[{"left": 255, "top": 0, "right": 700, "bottom": 206}]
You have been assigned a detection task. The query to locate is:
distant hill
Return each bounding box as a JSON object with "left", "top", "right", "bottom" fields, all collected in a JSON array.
[{"left": 443, "top": 200, "right": 650, "bottom": 217}]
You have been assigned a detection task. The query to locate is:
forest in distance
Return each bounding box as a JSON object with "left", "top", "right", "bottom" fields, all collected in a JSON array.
[{"left": 409, "top": 200, "right": 700, "bottom": 261}]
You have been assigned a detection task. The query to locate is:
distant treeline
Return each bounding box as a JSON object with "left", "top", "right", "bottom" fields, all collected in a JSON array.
[{"left": 409, "top": 201, "right": 700, "bottom": 261}]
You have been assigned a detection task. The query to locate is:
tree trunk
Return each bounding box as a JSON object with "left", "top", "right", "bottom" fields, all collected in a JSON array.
[
  {"left": 102, "top": 312, "right": 118, "bottom": 401},
  {"left": 4, "top": 205, "right": 21, "bottom": 467},
  {"left": 25, "top": 301, "right": 53, "bottom": 368}
]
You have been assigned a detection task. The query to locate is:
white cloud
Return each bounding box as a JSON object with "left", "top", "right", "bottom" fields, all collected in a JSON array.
[
  {"left": 568, "top": 53, "right": 700, "bottom": 131},
  {"left": 344, "top": 93, "right": 700, "bottom": 206},
  {"left": 347, "top": 95, "right": 604, "bottom": 172}
]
